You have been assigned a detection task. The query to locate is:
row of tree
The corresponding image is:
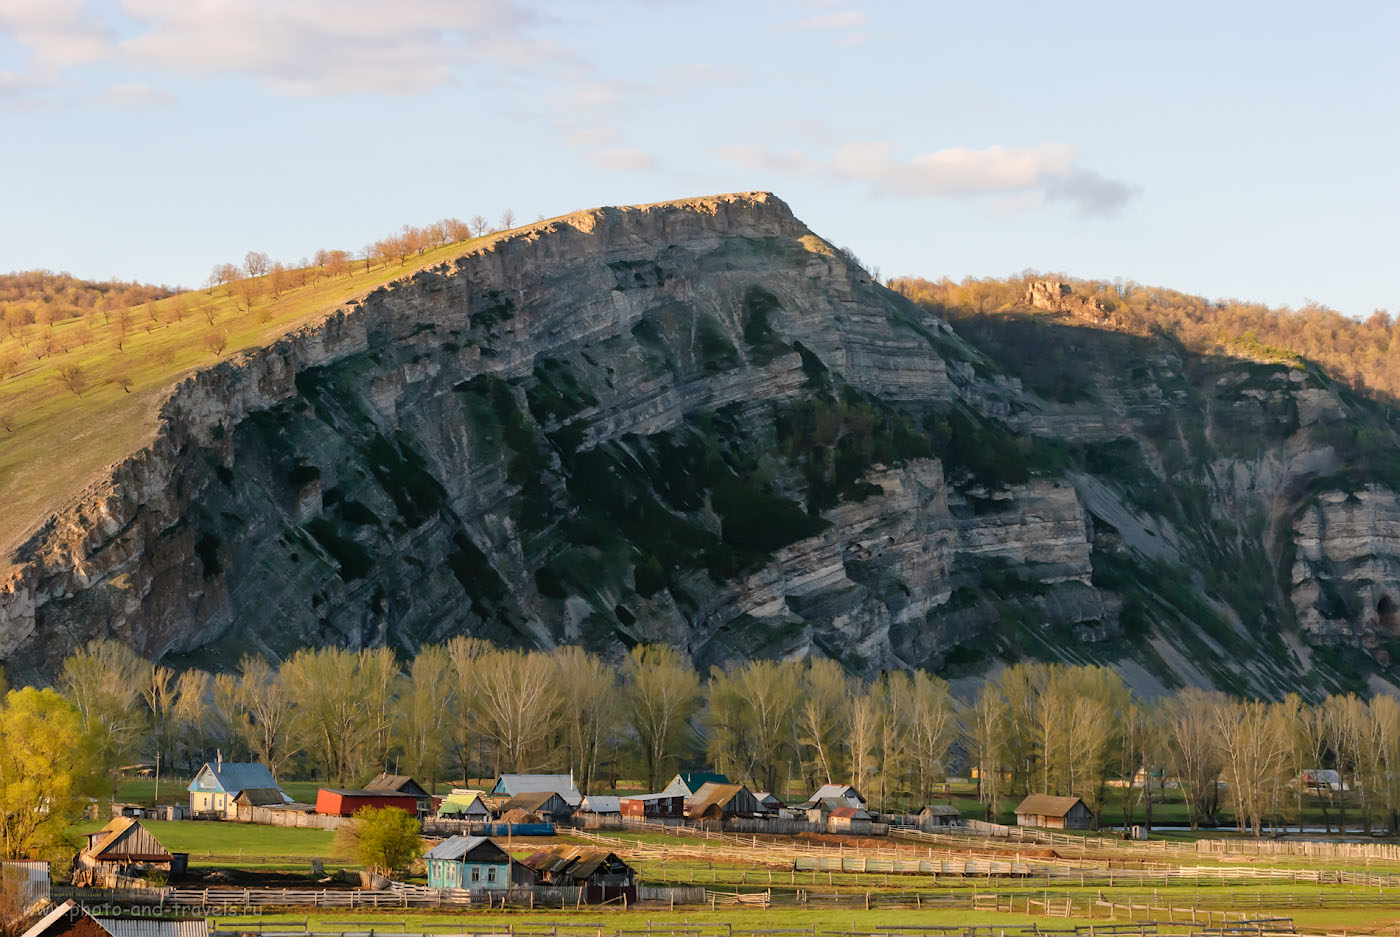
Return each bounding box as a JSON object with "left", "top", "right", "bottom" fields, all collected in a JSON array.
[
  {"left": 16, "top": 638, "right": 1400, "bottom": 842},
  {"left": 891, "top": 273, "right": 1400, "bottom": 403}
]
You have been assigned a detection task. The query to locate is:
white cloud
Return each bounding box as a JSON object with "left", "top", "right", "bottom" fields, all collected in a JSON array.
[
  {"left": 587, "top": 146, "right": 656, "bottom": 172},
  {"left": 101, "top": 81, "right": 175, "bottom": 108},
  {"left": 716, "top": 140, "right": 1137, "bottom": 216},
  {"left": 0, "top": 0, "right": 111, "bottom": 68}
]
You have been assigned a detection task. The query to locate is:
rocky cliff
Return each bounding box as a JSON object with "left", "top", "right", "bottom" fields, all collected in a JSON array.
[{"left": 1, "top": 195, "right": 1397, "bottom": 695}]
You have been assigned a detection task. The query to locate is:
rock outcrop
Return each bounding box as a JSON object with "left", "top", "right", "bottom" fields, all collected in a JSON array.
[{"left": 1, "top": 194, "right": 1397, "bottom": 695}]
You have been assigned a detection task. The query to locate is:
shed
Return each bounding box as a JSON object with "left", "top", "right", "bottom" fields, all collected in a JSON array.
[
  {"left": 752, "top": 791, "right": 785, "bottom": 813},
  {"left": 187, "top": 761, "right": 287, "bottom": 819},
  {"left": 438, "top": 789, "right": 491, "bottom": 819},
  {"left": 366, "top": 774, "right": 434, "bottom": 813},
  {"left": 1013, "top": 794, "right": 1095, "bottom": 830},
  {"left": 519, "top": 845, "right": 636, "bottom": 903},
  {"left": 498, "top": 791, "right": 573, "bottom": 822},
  {"left": 79, "top": 819, "right": 184, "bottom": 878},
  {"left": 918, "top": 804, "right": 961, "bottom": 828},
  {"left": 797, "top": 783, "right": 865, "bottom": 810},
  {"left": 661, "top": 772, "right": 730, "bottom": 799},
  {"left": 620, "top": 793, "right": 684, "bottom": 819},
  {"left": 19, "top": 900, "right": 112, "bottom": 937},
  {"left": 423, "top": 835, "right": 519, "bottom": 891},
  {"left": 315, "top": 789, "right": 422, "bottom": 817},
  {"left": 685, "top": 783, "right": 761, "bottom": 820},
  {"left": 827, "top": 805, "right": 873, "bottom": 834},
  {"left": 490, "top": 774, "right": 582, "bottom": 808}
]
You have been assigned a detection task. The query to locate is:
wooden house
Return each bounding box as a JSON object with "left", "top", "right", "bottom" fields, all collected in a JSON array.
[
  {"left": 315, "top": 788, "right": 422, "bottom": 817},
  {"left": 423, "top": 836, "right": 520, "bottom": 891},
  {"left": 797, "top": 783, "right": 866, "bottom": 810},
  {"left": 917, "top": 804, "right": 961, "bottom": 828},
  {"left": 684, "top": 782, "right": 761, "bottom": 821},
  {"left": 661, "top": 772, "right": 729, "bottom": 799},
  {"left": 187, "top": 760, "right": 287, "bottom": 819},
  {"left": 619, "top": 793, "right": 684, "bottom": 819},
  {"left": 490, "top": 774, "right": 582, "bottom": 808},
  {"left": 577, "top": 795, "right": 621, "bottom": 818},
  {"left": 518, "top": 845, "right": 636, "bottom": 903},
  {"left": 752, "top": 792, "right": 785, "bottom": 813},
  {"left": 498, "top": 790, "right": 573, "bottom": 823},
  {"left": 1013, "top": 794, "right": 1095, "bottom": 830}
]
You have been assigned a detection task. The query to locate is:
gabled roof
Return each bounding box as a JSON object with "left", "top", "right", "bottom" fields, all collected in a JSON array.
[
  {"left": 519, "top": 845, "right": 630, "bottom": 881},
  {"left": 233, "top": 788, "right": 287, "bottom": 807},
  {"left": 920, "top": 804, "right": 961, "bottom": 817},
  {"left": 811, "top": 783, "right": 865, "bottom": 803},
  {"left": 753, "top": 791, "right": 784, "bottom": 807},
  {"left": 187, "top": 762, "right": 283, "bottom": 797},
  {"left": 578, "top": 795, "right": 621, "bottom": 814},
  {"left": 320, "top": 788, "right": 421, "bottom": 800},
  {"left": 439, "top": 789, "right": 490, "bottom": 814},
  {"left": 686, "top": 782, "right": 753, "bottom": 816},
  {"left": 365, "top": 774, "right": 430, "bottom": 797},
  {"left": 1014, "top": 794, "right": 1090, "bottom": 818},
  {"left": 666, "top": 771, "right": 729, "bottom": 794},
  {"left": 623, "top": 792, "right": 682, "bottom": 802},
  {"left": 84, "top": 818, "right": 172, "bottom": 861},
  {"left": 491, "top": 774, "right": 582, "bottom": 807},
  {"left": 19, "top": 900, "right": 109, "bottom": 937},
  {"left": 500, "top": 791, "right": 571, "bottom": 814},
  {"left": 829, "top": 805, "right": 871, "bottom": 820},
  {"left": 95, "top": 919, "right": 208, "bottom": 937},
  {"left": 423, "top": 835, "right": 509, "bottom": 863}
]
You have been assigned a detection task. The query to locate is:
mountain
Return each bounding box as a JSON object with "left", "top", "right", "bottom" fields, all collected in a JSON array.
[{"left": 1, "top": 192, "right": 1397, "bottom": 696}]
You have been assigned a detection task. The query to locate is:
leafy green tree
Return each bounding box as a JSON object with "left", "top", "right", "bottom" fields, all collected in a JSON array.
[
  {"left": 339, "top": 806, "right": 421, "bottom": 875},
  {"left": 624, "top": 645, "right": 701, "bottom": 790},
  {"left": 58, "top": 639, "right": 149, "bottom": 797},
  {"left": 0, "top": 687, "right": 101, "bottom": 860}
]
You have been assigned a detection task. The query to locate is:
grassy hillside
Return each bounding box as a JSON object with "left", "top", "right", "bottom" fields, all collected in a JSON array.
[{"left": 0, "top": 239, "right": 502, "bottom": 559}]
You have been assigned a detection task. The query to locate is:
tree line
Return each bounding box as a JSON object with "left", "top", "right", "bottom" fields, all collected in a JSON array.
[
  {"left": 891, "top": 274, "right": 1400, "bottom": 404},
  {"left": 6, "top": 638, "right": 1400, "bottom": 853}
]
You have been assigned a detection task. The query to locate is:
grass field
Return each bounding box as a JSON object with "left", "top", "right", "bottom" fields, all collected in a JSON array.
[
  {"left": 0, "top": 233, "right": 509, "bottom": 560},
  {"left": 77, "top": 818, "right": 336, "bottom": 869}
]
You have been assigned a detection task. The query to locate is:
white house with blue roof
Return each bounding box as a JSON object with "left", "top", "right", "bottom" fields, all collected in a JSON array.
[{"left": 187, "top": 758, "right": 288, "bottom": 819}]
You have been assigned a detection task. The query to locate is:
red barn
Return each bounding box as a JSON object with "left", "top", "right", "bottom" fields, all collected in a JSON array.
[
  {"left": 620, "top": 793, "right": 684, "bottom": 819},
  {"left": 316, "top": 788, "right": 422, "bottom": 817}
]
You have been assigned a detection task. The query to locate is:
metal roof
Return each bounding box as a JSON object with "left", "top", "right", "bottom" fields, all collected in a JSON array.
[
  {"left": 365, "top": 774, "right": 429, "bottom": 796},
  {"left": 187, "top": 762, "right": 282, "bottom": 796},
  {"left": 491, "top": 774, "right": 582, "bottom": 806},
  {"left": 423, "top": 835, "right": 507, "bottom": 862},
  {"left": 1014, "top": 794, "right": 1089, "bottom": 818},
  {"left": 811, "top": 783, "right": 865, "bottom": 803},
  {"left": 96, "top": 918, "right": 209, "bottom": 937},
  {"left": 578, "top": 796, "right": 621, "bottom": 814}
]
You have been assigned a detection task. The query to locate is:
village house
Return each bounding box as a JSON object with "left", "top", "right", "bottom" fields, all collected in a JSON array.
[
  {"left": 490, "top": 774, "right": 582, "bottom": 808},
  {"left": 498, "top": 791, "right": 574, "bottom": 823},
  {"left": 315, "top": 788, "right": 423, "bottom": 818},
  {"left": 187, "top": 760, "right": 288, "bottom": 820},
  {"left": 917, "top": 804, "right": 962, "bottom": 828},
  {"left": 423, "top": 836, "right": 520, "bottom": 891},
  {"left": 76, "top": 818, "right": 185, "bottom": 883},
  {"left": 518, "top": 845, "right": 637, "bottom": 903},
  {"left": 18, "top": 901, "right": 209, "bottom": 937},
  {"left": 437, "top": 789, "right": 491, "bottom": 820},
  {"left": 752, "top": 792, "right": 785, "bottom": 814},
  {"left": 661, "top": 772, "right": 730, "bottom": 800},
  {"left": 685, "top": 782, "right": 762, "bottom": 821},
  {"left": 1013, "top": 794, "right": 1095, "bottom": 830},
  {"left": 619, "top": 793, "right": 684, "bottom": 820},
  {"left": 365, "top": 774, "right": 435, "bottom": 814}
]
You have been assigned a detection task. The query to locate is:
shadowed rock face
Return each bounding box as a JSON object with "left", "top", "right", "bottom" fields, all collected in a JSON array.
[{"left": 2, "top": 192, "right": 1399, "bottom": 695}]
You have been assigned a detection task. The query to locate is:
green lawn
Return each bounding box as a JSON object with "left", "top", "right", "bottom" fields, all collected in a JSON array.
[{"left": 77, "top": 818, "right": 336, "bottom": 868}]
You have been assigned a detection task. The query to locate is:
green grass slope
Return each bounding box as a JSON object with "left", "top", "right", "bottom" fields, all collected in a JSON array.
[{"left": 0, "top": 239, "right": 502, "bottom": 561}]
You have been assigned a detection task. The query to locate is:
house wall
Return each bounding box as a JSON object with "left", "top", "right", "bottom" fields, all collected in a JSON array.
[
  {"left": 188, "top": 792, "right": 235, "bottom": 819},
  {"left": 427, "top": 858, "right": 509, "bottom": 890}
]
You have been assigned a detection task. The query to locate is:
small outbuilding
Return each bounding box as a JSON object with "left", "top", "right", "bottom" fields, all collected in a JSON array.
[
  {"left": 577, "top": 795, "right": 621, "bottom": 818},
  {"left": 1013, "top": 794, "right": 1095, "bottom": 830},
  {"left": 78, "top": 818, "right": 185, "bottom": 880},
  {"left": 827, "top": 805, "right": 874, "bottom": 834},
  {"left": 798, "top": 783, "right": 866, "bottom": 810},
  {"left": 752, "top": 791, "right": 785, "bottom": 813},
  {"left": 519, "top": 845, "right": 636, "bottom": 903},
  {"left": 661, "top": 772, "right": 730, "bottom": 799},
  {"left": 365, "top": 773, "right": 434, "bottom": 814},
  {"left": 918, "top": 804, "right": 962, "bottom": 828},
  {"left": 437, "top": 789, "right": 492, "bottom": 820}
]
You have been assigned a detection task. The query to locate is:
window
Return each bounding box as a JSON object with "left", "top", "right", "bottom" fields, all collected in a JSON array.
[
  {"left": 471, "top": 866, "right": 480, "bottom": 882},
  {"left": 486, "top": 867, "right": 497, "bottom": 883}
]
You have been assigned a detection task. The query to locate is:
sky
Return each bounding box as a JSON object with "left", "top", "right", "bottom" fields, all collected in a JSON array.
[{"left": 0, "top": 0, "right": 1396, "bottom": 317}]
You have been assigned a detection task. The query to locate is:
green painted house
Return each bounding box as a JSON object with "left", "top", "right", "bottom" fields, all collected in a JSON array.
[{"left": 423, "top": 835, "right": 514, "bottom": 890}]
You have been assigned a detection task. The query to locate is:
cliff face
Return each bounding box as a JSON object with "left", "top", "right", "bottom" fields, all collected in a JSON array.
[{"left": 1, "top": 196, "right": 1397, "bottom": 695}]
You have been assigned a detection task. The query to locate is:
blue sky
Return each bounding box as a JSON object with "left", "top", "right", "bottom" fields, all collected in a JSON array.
[{"left": 1, "top": 0, "right": 1395, "bottom": 317}]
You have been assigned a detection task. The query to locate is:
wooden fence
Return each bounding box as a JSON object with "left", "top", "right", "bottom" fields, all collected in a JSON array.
[{"left": 1195, "top": 837, "right": 1400, "bottom": 861}]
